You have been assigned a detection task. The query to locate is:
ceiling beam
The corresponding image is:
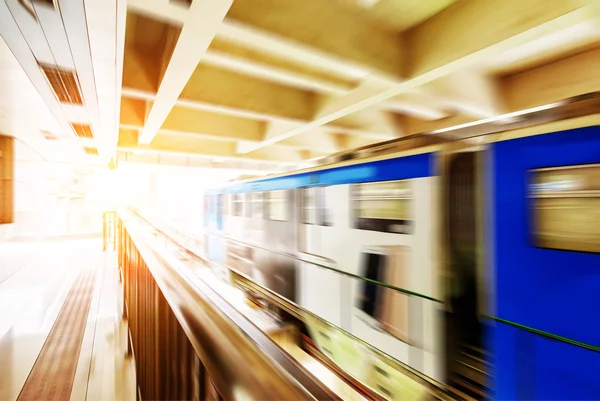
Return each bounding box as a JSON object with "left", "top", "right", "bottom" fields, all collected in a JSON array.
[
  {"left": 224, "top": 0, "right": 405, "bottom": 79},
  {"left": 117, "top": 147, "right": 292, "bottom": 166},
  {"left": 237, "top": 76, "right": 401, "bottom": 153},
  {"left": 406, "top": 0, "right": 590, "bottom": 77},
  {"left": 501, "top": 46, "right": 600, "bottom": 111},
  {"left": 380, "top": 99, "right": 449, "bottom": 120},
  {"left": 208, "top": 37, "right": 356, "bottom": 89},
  {"left": 135, "top": 120, "right": 341, "bottom": 154},
  {"left": 276, "top": 131, "right": 341, "bottom": 153},
  {"left": 138, "top": 0, "right": 233, "bottom": 144},
  {"left": 121, "top": 131, "right": 326, "bottom": 163},
  {"left": 238, "top": 0, "right": 597, "bottom": 152},
  {"left": 202, "top": 49, "right": 349, "bottom": 95},
  {"left": 127, "top": 0, "right": 384, "bottom": 82},
  {"left": 400, "top": 114, "right": 475, "bottom": 137},
  {"left": 236, "top": 129, "right": 342, "bottom": 154},
  {"left": 181, "top": 63, "right": 318, "bottom": 122},
  {"left": 417, "top": 70, "right": 505, "bottom": 118},
  {"left": 121, "top": 87, "right": 397, "bottom": 140},
  {"left": 201, "top": 47, "right": 448, "bottom": 121},
  {"left": 125, "top": 1, "right": 499, "bottom": 123},
  {"left": 128, "top": 0, "right": 403, "bottom": 79},
  {"left": 159, "top": 105, "right": 265, "bottom": 141},
  {"left": 120, "top": 96, "right": 379, "bottom": 152},
  {"left": 122, "top": 37, "right": 413, "bottom": 139},
  {"left": 116, "top": 150, "right": 286, "bottom": 172}
]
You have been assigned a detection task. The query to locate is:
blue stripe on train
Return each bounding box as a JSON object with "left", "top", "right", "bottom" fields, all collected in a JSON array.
[{"left": 205, "top": 152, "right": 434, "bottom": 194}]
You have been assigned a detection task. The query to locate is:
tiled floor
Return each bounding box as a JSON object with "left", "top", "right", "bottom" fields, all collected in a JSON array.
[{"left": 0, "top": 238, "right": 135, "bottom": 401}]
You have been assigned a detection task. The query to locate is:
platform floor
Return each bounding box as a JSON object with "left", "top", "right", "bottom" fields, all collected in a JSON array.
[{"left": 0, "top": 238, "right": 135, "bottom": 401}]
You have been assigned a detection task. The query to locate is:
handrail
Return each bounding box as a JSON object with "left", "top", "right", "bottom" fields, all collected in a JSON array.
[
  {"left": 128, "top": 207, "right": 459, "bottom": 400},
  {"left": 121, "top": 210, "right": 338, "bottom": 400},
  {"left": 128, "top": 206, "right": 600, "bottom": 400}
]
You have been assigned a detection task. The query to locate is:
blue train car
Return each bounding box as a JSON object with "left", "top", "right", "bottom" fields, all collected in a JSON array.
[{"left": 203, "top": 125, "right": 600, "bottom": 399}]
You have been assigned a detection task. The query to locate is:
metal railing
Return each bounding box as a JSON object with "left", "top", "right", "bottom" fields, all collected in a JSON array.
[
  {"left": 128, "top": 207, "right": 453, "bottom": 400},
  {"left": 117, "top": 209, "right": 338, "bottom": 400},
  {"left": 103, "top": 211, "right": 117, "bottom": 251}
]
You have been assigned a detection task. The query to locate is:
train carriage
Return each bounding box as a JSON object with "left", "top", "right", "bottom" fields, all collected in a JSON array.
[{"left": 203, "top": 114, "right": 600, "bottom": 399}]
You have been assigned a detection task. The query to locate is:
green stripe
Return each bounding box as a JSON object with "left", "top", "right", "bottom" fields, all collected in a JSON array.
[
  {"left": 206, "top": 231, "right": 442, "bottom": 303},
  {"left": 484, "top": 315, "right": 600, "bottom": 353}
]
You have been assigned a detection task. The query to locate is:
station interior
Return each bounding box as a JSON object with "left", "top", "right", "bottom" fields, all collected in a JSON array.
[{"left": 1, "top": 1, "right": 600, "bottom": 400}]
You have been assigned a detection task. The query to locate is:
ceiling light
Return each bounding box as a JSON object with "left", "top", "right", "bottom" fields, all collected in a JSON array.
[
  {"left": 357, "top": 0, "right": 381, "bottom": 7},
  {"left": 428, "top": 101, "right": 566, "bottom": 135}
]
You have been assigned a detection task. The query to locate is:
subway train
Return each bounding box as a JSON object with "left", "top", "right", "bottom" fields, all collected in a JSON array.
[{"left": 203, "top": 97, "right": 600, "bottom": 400}]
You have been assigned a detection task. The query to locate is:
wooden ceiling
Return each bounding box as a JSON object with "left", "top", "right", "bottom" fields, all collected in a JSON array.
[{"left": 116, "top": 0, "right": 600, "bottom": 170}]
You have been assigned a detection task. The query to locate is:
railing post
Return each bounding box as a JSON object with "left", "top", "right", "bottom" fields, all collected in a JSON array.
[
  {"left": 119, "top": 211, "right": 334, "bottom": 401},
  {"left": 102, "top": 212, "right": 106, "bottom": 251},
  {"left": 193, "top": 355, "right": 204, "bottom": 401},
  {"left": 112, "top": 211, "right": 117, "bottom": 251}
]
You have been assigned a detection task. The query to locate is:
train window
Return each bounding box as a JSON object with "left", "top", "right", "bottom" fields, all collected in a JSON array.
[
  {"left": 267, "top": 190, "right": 287, "bottom": 221},
  {"left": 209, "top": 195, "right": 216, "bottom": 213},
  {"left": 232, "top": 193, "right": 244, "bottom": 217},
  {"left": 301, "top": 187, "right": 333, "bottom": 226},
  {"left": 219, "top": 194, "right": 229, "bottom": 216},
  {"left": 530, "top": 164, "right": 600, "bottom": 253},
  {"left": 320, "top": 186, "right": 333, "bottom": 226},
  {"left": 351, "top": 180, "right": 413, "bottom": 234},
  {"left": 249, "top": 192, "right": 263, "bottom": 218},
  {"left": 301, "top": 187, "right": 318, "bottom": 224}
]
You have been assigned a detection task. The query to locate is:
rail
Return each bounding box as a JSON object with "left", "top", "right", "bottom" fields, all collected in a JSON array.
[{"left": 118, "top": 209, "right": 338, "bottom": 400}]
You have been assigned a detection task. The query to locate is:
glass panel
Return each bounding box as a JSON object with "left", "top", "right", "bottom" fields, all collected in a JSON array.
[
  {"left": 355, "top": 247, "right": 410, "bottom": 343},
  {"left": 301, "top": 187, "right": 317, "bottom": 224},
  {"left": 320, "top": 186, "right": 334, "bottom": 227},
  {"left": 532, "top": 165, "right": 600, "bottom": 194},
  {"left": 250, "top": 192, "right": 263, "bottom": 218},
  {"left": 355, "top": 199, "right": 410, "bottom": 220},
  {"left": 531, "top": 164, "right": 600, "bottom": 253},
  {"left": 210, "top": 195, "right": 216, "bottom": 213},
  {"left": 351, "top": 180, "right": 413, "bottom": 233},
  {"left": 354, "top": 180, "right": 412, "bottom": 198},
  {"left": 233, "top": 193, "right": 244, "bottom": 217},
  {"left": 220, "top": 194, "right": 229, "bottom": 216},
  {"left": 301, "top": 187, "right": 333, "bottom": 226},
  {"left": 268, "top": 190, "right": 287, "bottom": 221},
  {"left": 534, "top": 197, "right": 600, "bottom": 252}
]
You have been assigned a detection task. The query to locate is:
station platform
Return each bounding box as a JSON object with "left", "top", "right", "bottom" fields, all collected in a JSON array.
[
  {"left": 0, "top": 237, "right": 135, "bottom": 401},
  {"left": 0, "top": 211, "right": 445, "bottom": 401},
  {"left": 0, "top": 234, "right": 366, "bottom": 401}
]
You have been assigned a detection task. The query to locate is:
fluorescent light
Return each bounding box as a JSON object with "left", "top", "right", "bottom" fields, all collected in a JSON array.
[{"left": 428, "top": 101, "right": 565, "bottom": 135}]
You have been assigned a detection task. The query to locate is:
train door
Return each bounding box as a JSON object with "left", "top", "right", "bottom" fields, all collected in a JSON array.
[
  {"left": 489, "top": 127, "right": 600, "bottom": 399},
  {"left": 444, "top": 149, "right": 491, "bottom": 399}
]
